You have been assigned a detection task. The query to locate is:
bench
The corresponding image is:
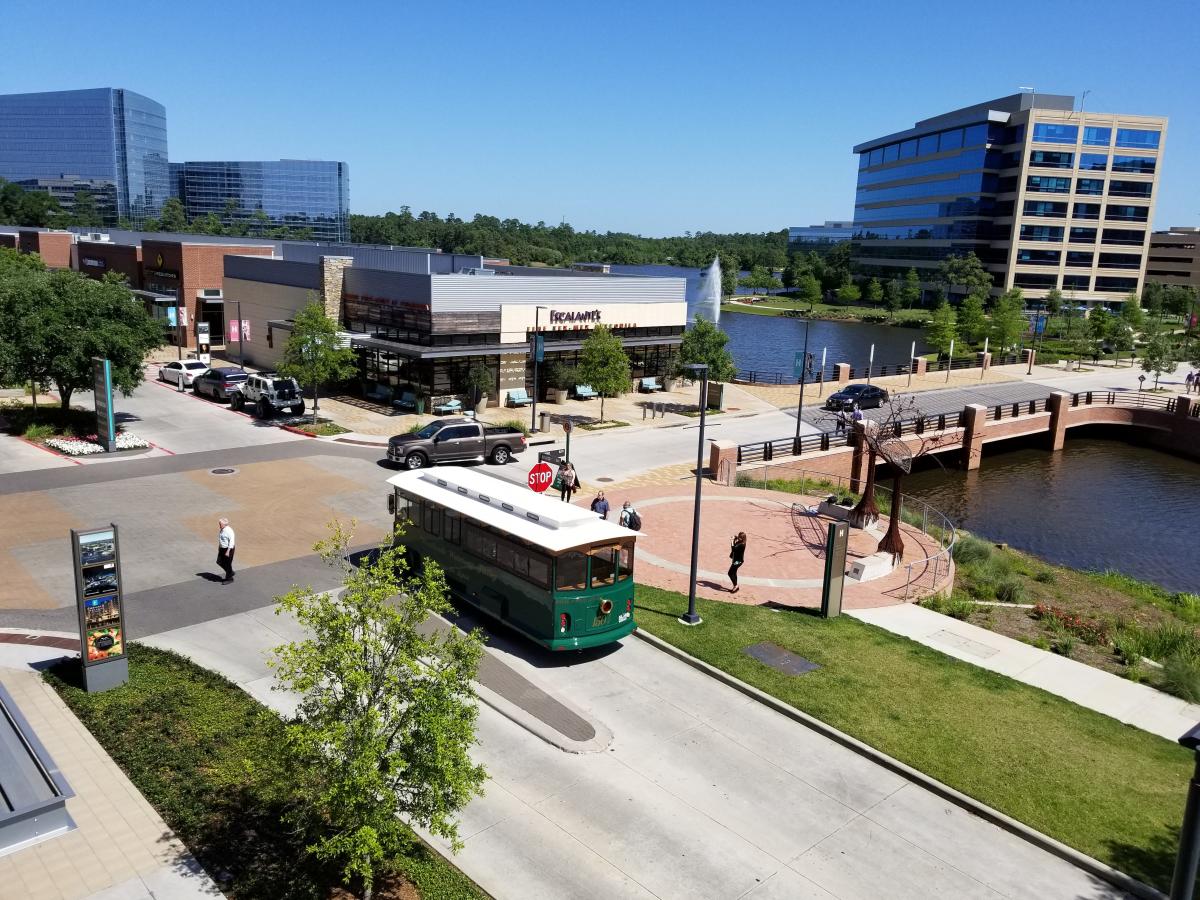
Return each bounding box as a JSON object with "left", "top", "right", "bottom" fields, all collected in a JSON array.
[
  {"left": 573, "top": 384, "right": 597, "bottom": 400},
  {"left": 433, "top": 397, "right": 463, "bottom": 416},
  {"left": 364, "top": 383, "right": 393, "bottom": 405},
  {"left": 392, "top": 390, "right": 418, "bottom": 411},
  {"left": 637, "top": 377, "right": 662, "bottom": 393},
  {"left": 506, "top": 388, "right": 532, "bottom": 407}
]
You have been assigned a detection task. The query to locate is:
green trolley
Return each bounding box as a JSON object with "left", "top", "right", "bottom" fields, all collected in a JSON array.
[{"left": 386, "top": 468, "right": 639, "bottom": 650}]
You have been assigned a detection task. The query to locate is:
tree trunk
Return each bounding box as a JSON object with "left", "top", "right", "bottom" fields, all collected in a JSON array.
[
  {"left": 848, "top": 449, "right": 878, "bottom": 529},
  {"left": 877, "top": 474, "right": 905, "bottom": 563},
  {"left": 600, "top": 395, "right": 606, "bottom": 423},
  {"left": 312, "top": 385, "right": 320, "bottom": 425},
  {"left": 30, "top": 381, "right": 37, "bottom": 412},
  {"left": 59, "top": 386, "right": 72, "bottom": 411}
]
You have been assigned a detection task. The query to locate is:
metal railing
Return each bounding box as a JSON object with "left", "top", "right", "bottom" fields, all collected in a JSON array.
[
  {"left": 1074, "top": 390, "right": 1176, "bottom": 411},
  {"left": 737, "top": 430, "right": 853, "bottom": 464},
  {"left": 987, "top": 397, "right": 1050, "bottom": 420},
  {"left": 735, "top": 463, "right": 957, "bottom": 602}
]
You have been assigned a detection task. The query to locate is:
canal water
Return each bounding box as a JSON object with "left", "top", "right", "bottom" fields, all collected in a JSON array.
[{"left": 904, "top": 438, "right": 1200, "bottom": 594}]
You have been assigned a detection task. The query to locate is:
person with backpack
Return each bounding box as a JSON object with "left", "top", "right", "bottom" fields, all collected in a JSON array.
[{"left": 620, "top": 501, "right": 642, "bottom": 531}]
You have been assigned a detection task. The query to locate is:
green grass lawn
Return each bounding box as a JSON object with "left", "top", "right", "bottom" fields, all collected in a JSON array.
[
  {"left": 46, "top": 645, "right": 485, "bottom": 900},
  {"left": 290, "top": 419, "right": 351, "bottom": 436},
  {"left": 633, "top": 584, "right": 1191, "bottom": 891}
]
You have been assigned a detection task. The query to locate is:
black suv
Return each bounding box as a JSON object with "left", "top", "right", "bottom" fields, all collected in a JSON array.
[
  {"left": 193, "top": 367, "right": 248, "bottom": 402},
  {"left": 824, "top": 383, "right": 890, "bottom": 411}
]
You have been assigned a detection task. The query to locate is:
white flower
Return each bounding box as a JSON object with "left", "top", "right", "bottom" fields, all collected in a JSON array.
[{"left": 44, "top": 433, "right": 150, "bottom": 455}]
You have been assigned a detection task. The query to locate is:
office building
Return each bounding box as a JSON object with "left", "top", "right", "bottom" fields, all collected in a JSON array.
[
  {"left": 787, "top": 221, "right": 855, "bottom": 255},
  {"left": 225, "top": 246, "right": 686, "bottom": 406},
  {"left": 0, "top": 88, "right": 169, "bottom": 226},
  {"left": 851, "top": 92, "right": 1166, "bottom": 306},
  {"left": 172, "top": 160, "right": 350, "bottom": 242},
  {"left": 1146, "top": 228, "right": 1200, "bottom": 290}
]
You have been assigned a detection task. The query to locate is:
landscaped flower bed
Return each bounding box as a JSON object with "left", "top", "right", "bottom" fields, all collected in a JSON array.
[{"left": 45, "top": 433, "right": 150, "bottom": 455}]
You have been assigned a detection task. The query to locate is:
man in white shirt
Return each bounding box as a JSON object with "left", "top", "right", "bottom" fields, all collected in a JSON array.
[{"left": 217, "top": 517, "right": 236, "bottom": 584}]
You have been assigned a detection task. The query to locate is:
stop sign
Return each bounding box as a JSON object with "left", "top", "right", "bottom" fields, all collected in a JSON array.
[{"left": 528, "top": 461, "right": 555, "bottom": 493}]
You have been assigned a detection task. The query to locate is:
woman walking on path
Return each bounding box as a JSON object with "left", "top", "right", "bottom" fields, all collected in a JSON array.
[
  {"left": 558, "top": 462, "right": 578, "bottom": 502},
  {"left": 728, "top": 532, "right": 747, "bottom": 593}
]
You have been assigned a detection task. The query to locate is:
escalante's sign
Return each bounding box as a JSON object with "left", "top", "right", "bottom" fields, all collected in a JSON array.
[{"left": 549, "top": 309, "right": 601, "bottom": 324}]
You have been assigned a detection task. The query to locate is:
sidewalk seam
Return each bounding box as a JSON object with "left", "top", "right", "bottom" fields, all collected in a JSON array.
[{"left": 632, "top": 627, "right": 1164, "bottom": 900}]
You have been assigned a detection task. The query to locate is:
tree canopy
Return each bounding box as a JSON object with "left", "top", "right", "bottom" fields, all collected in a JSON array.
[
  {"left": 677, "top": 315, "right": 737, "bottom": 383},
  {"left": 278, "top": 298, "right": 359, "bottom": 423},
  {"left": 936, "top": 252, "right": 993, "bottom": 299},
  {"left": 989, "top": 289, "right": 1026, "bottom": 352},
  {"left": 957, "top": 292, "right": 987, "bottom": 345},
  {"left": 925, "top": 297, "right": 958, "bottom": 356},
  {"left": 576, "top": 324, "right": 632, "bottom": 421}
]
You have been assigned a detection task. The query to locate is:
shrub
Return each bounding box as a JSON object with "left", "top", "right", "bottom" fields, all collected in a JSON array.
[
  {"left": 1032, "top": 603, "right": 1109, "bottom": 646},
  {"left": 1112, "top": 630, "right": 1144, "bottom": 666},
  {"left": 23, "top": 423, "right": 55, "bottom": 441},
  {"left": 496, "top": 418, "right": 531, "bottom": 436},
  {"left": 1171, "top": 593, "right": 1200, "bottom": 620},
  {"left": 1164, "top": 652, "right": 1200, "bottom": 703},
  {"left": 924, "top": 592, "right": 975, "bottom": 620},
  {"left": 1034, "top": 570, "right": 1057, "bottom": 585},
  {"left": 995, "top": 578, "right": 1028, "bottom": 605},
  {"left": 1054, "top": 633, "right": 1076, "bottom": 658},
  {"left": 1131, "top": 622, "right": 1200, "bottom": 663},
  {"left": 953, "top": 535, "right": 993, "bottom": 566}
]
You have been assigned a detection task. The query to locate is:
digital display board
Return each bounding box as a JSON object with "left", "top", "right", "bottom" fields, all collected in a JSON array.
[{"left": 72, "top": 527, "right": 128, "bottom": 682}]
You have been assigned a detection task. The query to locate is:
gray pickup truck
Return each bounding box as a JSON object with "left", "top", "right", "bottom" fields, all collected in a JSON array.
[{"left": 387, "top": 418, "right": 527, "bottom": 469}]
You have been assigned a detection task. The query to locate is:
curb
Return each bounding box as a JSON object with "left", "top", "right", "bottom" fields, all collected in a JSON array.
[
  {"left": 278, "top": 424, "right": 317, "bottom": 438},
  {"left": 631, "top": 627, "right": 1165, "bottom": 900}
]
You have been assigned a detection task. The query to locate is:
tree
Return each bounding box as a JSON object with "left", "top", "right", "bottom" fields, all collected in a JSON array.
[
  {"left": 718, "top": 252, "right": 740, "bottom": 297},
  {"left": 823, "top": 241, "right": 852, "bottom": 287},
  {"left": 1141, "top": 283, "right": 1165, "bottom": 322},
  {"left": 1120, "top": 294, "right": 1145, "bottom": 333},
  {"left": 463, "top": 362, "right": 493, "bottom": 408},
  {"left": 677, "top": 314, "right": 737, "bottom": 384},
  {"left": 737, "top": 265, "right": 782, "bottom": 296},
  {"left": 796, "top": 273, "right": 822, "bottom": 312},
  {"left": 882, "top": 279, "right": 902, "bottom": 319},
  {"left": 1087, "top": 308, "right": 1114, "bottom": 360},
  {"left": 835, "top": 278, "right": 861, "bottom": 304},
  {"left": 278, "top": 298, "right": 359, "bottom": 424},
  {"left": 1044, "top": 288, "right": 1063, "bottom": 322},
  {"left": 781, "top": 256, "right": 808, "bottom": 290},
  {"left": 936, "top": 252, "right": 993, "bottom": 299},
  {"left": 70, "top": 190, "right": 102, "bottom": 228},
  {"left": 901, "top": 268, "right": 921, "bottom": 309},
  {"left": 576, "top": 323, "right": 632, "bottom": 421},
  {"left": 957, "top": 291, "right": 987, "bottom": 345},
  {"left": 1164, "top": 284, "right": 1197, "bottom": 320},
  {"left": 158, "top": 197, "right": 189, "bottom": 232},
  {"left": 925, "top": 297, "right": 957, "bottom": 356},
  {"left": 1140, "top": 332, "right": 1177, "bottom": 390},
  {"left": 0, "top": 178, "right": 66, "bottom": 227},
  {"left": 989, "top": 289, "right": 1026, "bottom": 352},
  {"left": 272, "top": 521, "right": 486, "bottom": 899},
  {"left": 864, "top": 277, "right": 883, "bottom": 308}
]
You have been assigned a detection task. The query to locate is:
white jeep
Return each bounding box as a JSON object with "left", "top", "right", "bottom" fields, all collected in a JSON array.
[{"left": 231, "top": 373, "right": 306, "bottom": 418}]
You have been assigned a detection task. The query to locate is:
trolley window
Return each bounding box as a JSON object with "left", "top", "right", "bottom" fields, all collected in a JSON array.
[
  {"left": 464, "top": 524, "right": 496, "bottom": 560},
  {"left": 395, "top": 492, "right": 414, "bottom": 524},
  {"left": 618, "top": 542, "right": 634, "bottom": 581},
  {"left": 423, "top": 502, "right": 441, "bottom": 536},
  {"left": 527, "top": 555, "right": 550, "bottom": 589},
  {"left": 555, "top": 551, "right": 587, "bottom": 592},
  {"left": 444, "top": 510, "right": 461, "bottom": 544},
  {"left": 589, "top": 545, "right": 617, "bottom": 588}
]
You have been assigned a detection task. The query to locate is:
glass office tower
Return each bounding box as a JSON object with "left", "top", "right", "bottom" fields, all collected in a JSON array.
[
  {"left": 851, "top": 93, "right": 1166, "bottom": 307},
  {"left": 0, "top": 88, "right": 169, "bottom": 226},
  {"left": 173, "top": 159, "right": 350, "bottom": 241}
]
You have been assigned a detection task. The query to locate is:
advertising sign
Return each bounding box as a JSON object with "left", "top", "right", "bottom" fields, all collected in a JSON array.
[
  {"left": 528, "top": 461, "right": 554, "bottom": 493},
  {"left": 227, "top": 319, "right": 251, "bottom": 343},
  {"left": 71, "top": 524, "right": 129, "bottom": 692},
  {"left": 820, "top": 522, "right": 849, "bottom": 618},
  {"left": 196, "top": 321, "right": 210, "bottom": 344},
  {"left": 91, "top": 358, "right": 116, "bottom": 452},
  {"left": 530, "top": 334, "right": 544, "bottom": 363}
]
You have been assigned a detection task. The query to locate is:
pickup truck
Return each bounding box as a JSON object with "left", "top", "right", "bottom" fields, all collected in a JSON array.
[{"left": 387, "top": 418, "right": 527, "bottom": 469}]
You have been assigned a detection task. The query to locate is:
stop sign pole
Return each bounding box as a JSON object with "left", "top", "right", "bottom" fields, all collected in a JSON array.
[{"left": 528, "top": 461, "right": 554, "bottom": 493}]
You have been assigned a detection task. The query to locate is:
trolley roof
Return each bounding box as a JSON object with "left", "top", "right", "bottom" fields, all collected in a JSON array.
[{"left": 386, "top": 468, "right": 640, "bottom": 553}]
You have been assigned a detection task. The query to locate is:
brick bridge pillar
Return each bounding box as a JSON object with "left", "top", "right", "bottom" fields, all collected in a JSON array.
[
  {"left": 709, "top": 440, "right": 738, "bottom": 485},
  {"left": 1022, "top": 348, "right": 1036, "bottom": 369},
  {"left": 1047, "top": 391, "right": 1071, "bottom": 451},
  {"left": 912, "top": 357, "right": 928, "bottom": 376},
  {"left": 977, "top": 352, "right": 992, "bottom": 372},
  {"left": 960, "top": 404, "right": 987, "bottom": 470},
  {"left": 1175, "top": 395, "right": 1193, "bottom": 419},
  {"left": 834, "top": 362, "right": 851, "bottom": 384}
]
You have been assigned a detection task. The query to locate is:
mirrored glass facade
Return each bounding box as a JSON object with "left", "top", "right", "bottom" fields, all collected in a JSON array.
[
  {"left": 0, "top": 88, "right": 168, "bottom": 226},
  {"left": 173, "top": 160, "right": 350, "bottom": 241}
]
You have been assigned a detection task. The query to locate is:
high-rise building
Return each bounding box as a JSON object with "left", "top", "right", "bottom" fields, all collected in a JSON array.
[
  {"left": 787, "top": 221, "right": 855, "bottom": 255},
  {"left": 1146, "top": 228, "right": 1200, "bottom": 290},
  {"left": 851, "top": 92, "right": 1166, "bottom": 306},
  {"left": 0, "top": 88, "right": 169, "bottom": 226},
  {"left": 172, "top": 159, "right": 350, "bottom": 242}
]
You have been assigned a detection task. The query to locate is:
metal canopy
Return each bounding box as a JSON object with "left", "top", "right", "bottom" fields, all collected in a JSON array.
[{"left": 0, "top": 682, "right": 75, "bottom": 856}]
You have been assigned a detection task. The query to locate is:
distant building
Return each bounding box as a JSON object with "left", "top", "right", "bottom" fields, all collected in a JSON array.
[
  {"left": 0, "top": 88, "right": 169, "bottom": 226},
  {"left": 851, "top": 92, "right": 1166, "bottom": 306},
  {"left": 1146, "top": 228, "right": 1200, "bottom": 290},
  {"left": 171, "top": 159, "right": 350, "bottom": 242},
  {"left": 787, "top": 221, "right": 855, "bottom": 255}
]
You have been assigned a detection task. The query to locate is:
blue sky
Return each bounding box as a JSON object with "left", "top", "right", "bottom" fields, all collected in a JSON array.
[{"left": 2, "top": 0, "right": 1196, "bottom": 236}]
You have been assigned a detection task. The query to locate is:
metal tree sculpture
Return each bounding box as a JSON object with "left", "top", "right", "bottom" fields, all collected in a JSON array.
[
  {"left": 848, "top": 419, "right": 880, "bottom": 529},
  {"left": 875, "top": 436, "right": 913, "bottom": 562}
]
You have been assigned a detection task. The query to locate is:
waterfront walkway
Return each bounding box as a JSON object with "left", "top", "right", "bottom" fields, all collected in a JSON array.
[{"left": 851, "top": 603, "right": 1200, "bottom": 742}]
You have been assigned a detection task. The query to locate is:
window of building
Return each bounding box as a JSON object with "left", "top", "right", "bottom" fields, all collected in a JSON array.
[
  {"left": 963, "top": 123, "right": 988, "bottom": 147},
  {"left": 1105, "top": 205, "right": 1149, "bottom": 223},
  {"left": 1023, "top": 200, "right": 1067, "bottom": 218},
  {"left": 1073, "top": 203, "right": 1101, "bottom": 220},
  {"left": 1032, "top": 123, "right": 1078, "bottom": 145},
  {"left": 940, "top": 128, "right": 964, "bottom": 151},
  {"left": 1111, "top": 155, "right": 1155, "bottom": 174},
  {"left": 883, "top": 143, "right": 900, "bottom": 163},
  {"left": 1147, "top": 269, "right": 1194, "bottom": 278},
  {"left": 1108, "top": 181, "right": 1152, "bottom": 199},
  {"left": 899, "top": 139, "right": 917, "bottom": 159},
  {"left": 1066, "top": 251, "right": 1093, "bottom": 267},
  {"left": 1102, "top": 229, "right": 1146, "bottom": 246},
  {"left": 1013, "top": 272, "right": 1059, "bottom": 289},
  {"left": 1098, "top": 253, "right": 1142, "bottom": 270},
  {"left": 1017, "top": 249, "right": 1061, "bottom": 265},
  {"left": 1026, "top": 176, "right": 1071, "bottom": 193},
  {"left": 1082, "top": 126, "right": 1111, "bottom": 147},
  {"left": 1069, "top": 227, "right": 1097, "bottom": 244},
  {"left": 917, "top": 134, "right": 939, "bottom": 156},
  {"left": 1095, "top": 276, "right": 1138, "bottom": 292},
  {"left": 998, "top": 175, "right": 1019, "bottom": 193},
  {"left": 869, "top": 148, "right": 883, "bottom": 167},
  {"left": 1028, "top": 150, "right": 1074, "bottom": 169},
  {"left": 1115, "top": 129, "right": 1160, "bottom": 149},
  {"left": 1063, "top": 275, "right": 1091, "bottom": 291},
  {"left": 1019, "top": 225, "right": 1064, "bottom": 242},
  {"left": 1076, "top": 179, "right": 1104, "bottom": 196},
  {"left": 1079, "top": 153, "right": 1108, "bottom": 172},
  {"left": 555, "top": 551, "right": 587, "bottom": 592}
]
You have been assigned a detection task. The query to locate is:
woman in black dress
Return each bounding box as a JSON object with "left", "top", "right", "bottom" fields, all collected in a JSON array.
[{"left": 728, "top": 532, "right": 747, "bottom": 593}]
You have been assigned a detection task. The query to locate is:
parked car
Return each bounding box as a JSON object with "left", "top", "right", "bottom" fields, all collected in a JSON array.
[
  {"left": 193, "top": 367, "right": 249, "bottom": 402},
  {"left": 231, "top": 373, "right": 305, "bottom": 417},
  {"left": 158, "top": 360, "right": 208, "bottom": 387},
  {"left": 824, "top": 383, "right": 890, "bottom": 411},
  {"left": 387, "top": 418, "right": 527, "bottom": 469}
]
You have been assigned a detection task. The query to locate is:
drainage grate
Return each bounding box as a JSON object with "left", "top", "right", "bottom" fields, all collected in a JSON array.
[
  {"left": 209, "top": 467, "right": 238, "bottom": 476},
  {"left": 743, "top": 642, "right": 820, "bottom": 675}
]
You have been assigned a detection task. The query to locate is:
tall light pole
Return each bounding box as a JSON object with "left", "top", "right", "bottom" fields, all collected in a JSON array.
[
  {"left": 680, "top": 363, "right": 709, "bottom": 626},
  {"left": 793, "top": 317, "right": 811, "bottom": 446},
  {"left": 530, "top": 305, "right": 548, "bottom": 432}
]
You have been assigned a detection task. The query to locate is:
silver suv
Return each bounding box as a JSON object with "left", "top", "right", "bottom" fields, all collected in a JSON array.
[{"left": 231, "top": 373, "right": 306, "bottom": 417}]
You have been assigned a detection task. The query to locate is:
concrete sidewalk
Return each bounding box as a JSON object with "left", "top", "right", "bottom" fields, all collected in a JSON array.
[{"left": 850, "top": 603, "right": 1200, "bottom": 742}]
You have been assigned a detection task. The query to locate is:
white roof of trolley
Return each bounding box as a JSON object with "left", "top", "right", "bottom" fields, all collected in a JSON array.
[{"left": 386, "top": 468, "right": 640, "bottom": 553}]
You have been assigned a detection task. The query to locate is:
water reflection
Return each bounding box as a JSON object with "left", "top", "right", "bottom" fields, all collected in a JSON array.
[{"left": 904, "top": 438, "right": 1200, "bottom": 593}]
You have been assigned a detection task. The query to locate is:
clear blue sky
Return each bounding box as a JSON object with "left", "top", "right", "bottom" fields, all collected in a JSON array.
[{"left": 2, "top": 0, "right": 1196, "bottom": 236}]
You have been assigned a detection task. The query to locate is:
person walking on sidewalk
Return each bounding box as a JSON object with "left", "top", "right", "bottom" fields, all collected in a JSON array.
[
  {"left": 558, "top": 462, "right": 578, "bottom": 503},
  {"left": 728, "top": 532, "right": 747, "bottom": 593},
  {"left": 1189, "top": 371, "right": 1197, "bottom": 394},
  {"left": 835, "top": 409, "right": 847, "bottom": 436},
  {"left": 590, "top": 491, "right": 610, "bottom": 520},
  {"left": 619, "top": 501, "right": 642, "bottom": 531},
  {"left": 216, "top": 517, "right": 236, "bottom": 584}
]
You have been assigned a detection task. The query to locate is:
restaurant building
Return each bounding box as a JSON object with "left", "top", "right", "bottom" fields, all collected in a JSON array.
[{"left": 224, "top": 246, "right": 688, "bottom": 407}]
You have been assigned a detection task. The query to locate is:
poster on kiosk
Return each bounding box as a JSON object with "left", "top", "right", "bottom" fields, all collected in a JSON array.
[
  {"left": 71, "top": 524, "right": 129, "bottom": 692},
  {"left": 196, "top": 321, "right": 211, "bottom": 366}
]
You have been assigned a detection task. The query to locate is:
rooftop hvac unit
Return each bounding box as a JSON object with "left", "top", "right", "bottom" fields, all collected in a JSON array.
[
  {"left": 85, "top": 233, "right": 110, "bottom": 242},
  {"left": 458, "top": 267, "right": 495, "bottom": 276}
]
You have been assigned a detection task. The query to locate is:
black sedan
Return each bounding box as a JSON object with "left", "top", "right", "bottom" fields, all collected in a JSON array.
[
  {"left": 823, "top": 383, "right": 890, "bottom": 411},
  {"left": 193, "top": 367, "right": 249, "bottom": 402}
]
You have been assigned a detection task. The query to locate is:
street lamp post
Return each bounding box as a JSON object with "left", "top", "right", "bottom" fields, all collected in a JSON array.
[
  {"left": 680, "top": 363, "right": 709, "bottom": 626},
  {"left": 793, "top": 317, "right": 812, "bottom": 447},
  {"left": 531, "top": 306, "right": 548, "bottom": 432}
]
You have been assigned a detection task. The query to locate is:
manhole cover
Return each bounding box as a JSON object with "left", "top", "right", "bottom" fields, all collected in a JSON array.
[
  {"left": 596, "top": 477, "right": 614, "bottom": 483},
  {"left": 743, "top": 642, "right": 820, "bottom": 675},
  {"left": 209, "top": 467, "right": 238, "bottom": 476}
]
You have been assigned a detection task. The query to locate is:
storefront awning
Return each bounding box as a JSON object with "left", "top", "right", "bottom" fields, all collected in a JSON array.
[{"left": 131, "top": 289, "right": 176, "bottom": 304}]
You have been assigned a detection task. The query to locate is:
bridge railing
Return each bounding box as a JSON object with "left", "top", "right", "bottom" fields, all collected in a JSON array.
[
  {"left": 986, "top": 397, "right": 1050, "bottom": 421},
  {"left": 1074, "top": 390, "right": 1176, "bottom": 412}
]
